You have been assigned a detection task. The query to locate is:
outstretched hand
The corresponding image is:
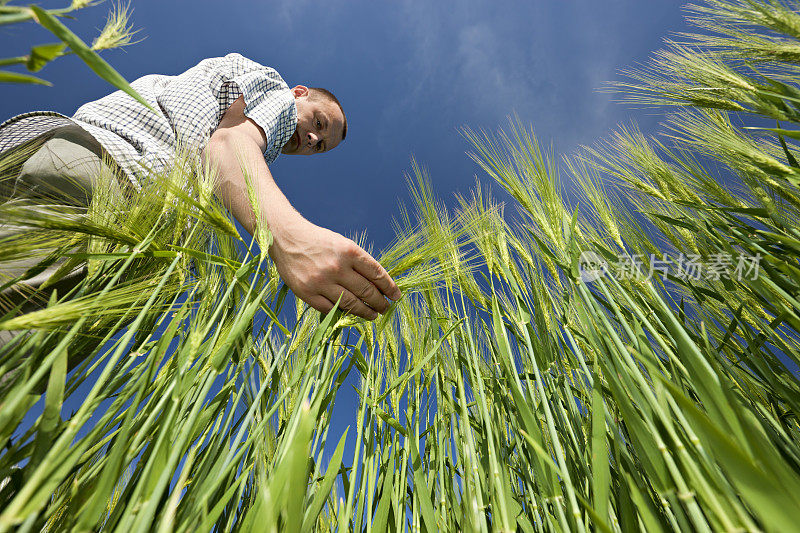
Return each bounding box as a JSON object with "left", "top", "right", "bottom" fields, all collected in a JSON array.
[
  {"left": 206, "top": 96, "right": 399, "bottom": 319},
  {"left": 269, "top": 215, "right": 402, "bottom": 320}
]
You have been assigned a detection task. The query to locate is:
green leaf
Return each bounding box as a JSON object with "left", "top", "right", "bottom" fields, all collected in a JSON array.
[
  {"left": 30, "top": 6, "right": 152, "bottom": 110},
  {"left": 26, "top": 42, "right": 66, "bottom": 72},
  {"left": 664, "top": 377, "right": 800, "bottom": 532},
  {"left": 301, "top": 427, "right": 349, "bottom": 530},
  {"left": 591, "top": 376, "right": 610, "bottom": 526},
  {"left": 0, "top": 6, "right": 35, "bottom": 26},
  {"left": 778, "top": 132, "right": 800, "bottom": 169},
  {"left": 27, "top": 325, "right": 67, "bottom": 476},
  {"left": 623, "top": 472, "right": 666, "bottom": 533},
  {"left": 0, "top": 69, "right": 50, "bottom": 85},
  {"left": 743, "top": 125, "right": 800, "bottom": 141},
  {"left": 281, "top": 401, "right": 315, "bottom": 532},
  {"left": 371, "top": 450, "right": 395, "bottom": 532},
  {"left": 371, "top": 405, "right": 407, "bottom": 436},
  {"left": 408, "top": 437, "right": 437, "bottom": 533}
]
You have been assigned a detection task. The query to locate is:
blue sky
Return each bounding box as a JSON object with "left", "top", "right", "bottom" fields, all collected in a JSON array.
[{"left": 1, "top": 0, "right": 689, "bottom": 255}]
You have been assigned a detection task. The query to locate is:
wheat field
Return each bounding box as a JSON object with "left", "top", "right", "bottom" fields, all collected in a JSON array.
[{"left": 1, "top": 0, "right": 800, "bottom": 531}]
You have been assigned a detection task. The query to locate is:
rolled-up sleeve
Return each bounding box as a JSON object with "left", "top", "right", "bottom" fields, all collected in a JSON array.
[
  {"left": 155, "top": 53, "right": 297, "bottom": 164},
  {"left": 67, "top": 53, "right": 297, "bottom": 186},
  {"left": 229, "top": 62, "right": 297, "bottom": 164}
]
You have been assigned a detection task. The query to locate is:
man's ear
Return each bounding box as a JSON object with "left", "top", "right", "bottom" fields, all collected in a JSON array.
[{"left": 291, "top": 85, "right": 309, "bottom": 99}]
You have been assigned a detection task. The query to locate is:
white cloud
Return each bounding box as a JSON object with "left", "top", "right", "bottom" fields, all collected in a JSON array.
[
  {"left": 273, "top": 0, "right": 314, "bottom": 30},
  {"left": 378, "top": 0, "right": 634, "bottom": 151}
]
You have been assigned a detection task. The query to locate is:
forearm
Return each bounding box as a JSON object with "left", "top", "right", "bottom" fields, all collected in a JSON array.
[
  {"left": 203, "top": 101, "right": 401, "bottom": 320},
  {"left": 204, "top": 130, "right": 303, "bottom": 246}
]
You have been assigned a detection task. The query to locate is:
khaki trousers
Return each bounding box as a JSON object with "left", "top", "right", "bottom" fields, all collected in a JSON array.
[{"left": 0, "top": 125, "right": 122, "bottom": 392}]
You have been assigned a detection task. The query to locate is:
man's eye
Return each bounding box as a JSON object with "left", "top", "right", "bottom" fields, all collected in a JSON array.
[
  {"left": 316, "top": 142, "right": 323, "bottom": 152},
  {"left": 316, "top": 119, "right": 321, "bottom": 129}
]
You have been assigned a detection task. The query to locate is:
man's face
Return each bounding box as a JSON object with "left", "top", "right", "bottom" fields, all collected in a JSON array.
[{"left": 282, "top": 85, "right": 345, "bottom": 155}]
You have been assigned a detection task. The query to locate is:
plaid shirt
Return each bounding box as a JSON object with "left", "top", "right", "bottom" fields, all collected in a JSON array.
[{"left": 0, "top": 53, "right": 298, "bottom": 190}]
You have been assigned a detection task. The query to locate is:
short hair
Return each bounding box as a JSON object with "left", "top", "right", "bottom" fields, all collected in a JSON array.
[{"left": 309, "top": 87, "right": 347, "bottom": 141}]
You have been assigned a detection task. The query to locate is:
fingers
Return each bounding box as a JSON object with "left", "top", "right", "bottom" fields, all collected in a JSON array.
[
  {"left": 286, "top": 235, "right": 402, "bottom": 322},
  {"left": 307, "top": 294, "right": 335, "bottom": 314},
  {"left": 351, "top": 249, "right": 402, "bottom": 301},
  {"left": 339, "top": 269, "right": 391, "bottom": 314},
  {"left": 324, "top": 285, "right": 379, "bottom": 320}
]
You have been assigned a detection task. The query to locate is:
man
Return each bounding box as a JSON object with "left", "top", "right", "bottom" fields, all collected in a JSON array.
[{"left": 0, "top": 53, "right": 400, "bottom": 322}]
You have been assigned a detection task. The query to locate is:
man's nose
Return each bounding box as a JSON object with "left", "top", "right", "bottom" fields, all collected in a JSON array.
[{"left": 307, "top": 131, "right": 319, "bottom": 146}]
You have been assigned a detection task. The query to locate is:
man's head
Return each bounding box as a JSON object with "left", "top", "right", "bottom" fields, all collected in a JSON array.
[{"left": 282, "top": 85, "right": 347, "bottom": 155}]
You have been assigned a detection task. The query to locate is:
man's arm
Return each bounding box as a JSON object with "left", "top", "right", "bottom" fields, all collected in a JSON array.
[{"left": 204, "top": 96, "right": 401, "bottom": 320}]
